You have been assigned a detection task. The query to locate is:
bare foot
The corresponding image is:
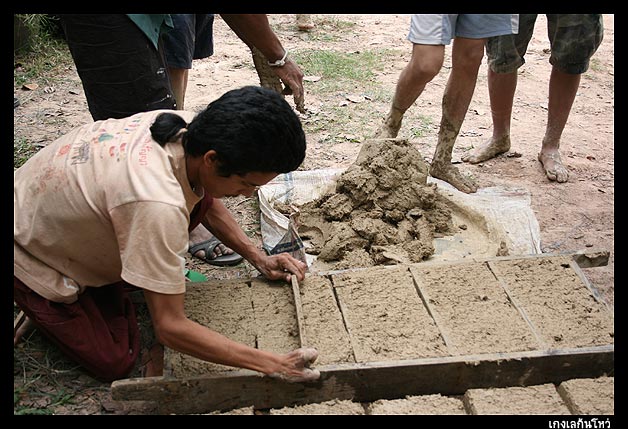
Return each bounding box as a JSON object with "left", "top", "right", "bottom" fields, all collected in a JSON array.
[
  {"left": 430, "top": 161, "right": 478, "bottom": 194},
  {"left": 462, "top": 135, "right": 511, "bottom": 164},
  {"left": 296, "top": 15, "right": 315, "bottom": 31},
  {"left": 189, "top": 224, "right": 235, "bottom": 260},
  {"left": 140, "top": 343, "right": 164, "bottom": 377},
  {"left": 538, "top": 150, "right": 569, "bottom": 183},
  {"left": 14, "top": 312, "right": 35, "bottom": 346}
]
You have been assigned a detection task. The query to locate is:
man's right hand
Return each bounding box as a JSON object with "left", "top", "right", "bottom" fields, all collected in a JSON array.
[{"left": 269, "top": 347, "right": 320, "bottom": 383}]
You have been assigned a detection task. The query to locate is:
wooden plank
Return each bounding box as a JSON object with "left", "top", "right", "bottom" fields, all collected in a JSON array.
[
  {"left": 291, "top": 274, "right": 307, "bottom": 348},
  {"left": 111, "top": 345, "right": 613, "bottom": 415},
  {"left": 468, "top": 249, "right": 610, "bottom": 268}
]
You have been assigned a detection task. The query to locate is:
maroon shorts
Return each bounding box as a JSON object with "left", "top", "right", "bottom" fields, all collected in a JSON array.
[
  {"left": 13, "top": 193, "right": 214, "bottom": 382},
  {"left": 14, "top": 277, "right": 139, "bottom": 382}
]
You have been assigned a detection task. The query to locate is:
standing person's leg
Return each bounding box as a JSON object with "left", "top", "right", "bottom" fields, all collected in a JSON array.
[
  {"left": 429, "top": 37, "right": 485, "bottom": 193},
  {"left": 163, "top": 14, "right": 214, "bottom": 110},
  {"left": 538, "top": 14, "right": 604, "bottom": 183},
  {"left": 13, "top": 277, "right": 140, "bottom": 382},
  {"left": 538, "top": 67, "right": 580, "bottom": 182},
  {"left": 374, "top": 43, "right": 444, "bottom": 138},
  {"left": 462, "top": 14, "right": 538, "bottom": 164},
  {"left": 462, "top": 69, "right": 518, "bottom": 163},
  {"left": 168, "top": 68, "right": 189, "bottom": 110},
  {"left": 374, "top": 36, "right": 445, "bottom": 138},
  {"left": 59, "top": 14, "right": 175, "bottom": 120},
  {"left": 162, "top": 14, "right": 239, "bottom": 265},
  {"left": 376, "top": 15, "right": 454, "bottom": 139}
]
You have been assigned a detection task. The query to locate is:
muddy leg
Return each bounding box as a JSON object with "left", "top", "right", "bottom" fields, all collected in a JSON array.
[
  {"left": 463, "top": 69, "right": 517, "bottom": 164},
  {"left": 431, "top": 116, "right": 478, "bottom": 193},
  {"left": 296, "top": 14, "right": 315, "bottom": 31},
  {"left": 374, "top": 105, "right": 405, "bottom": 138},
  {"left": 374, "top": 44, "right": 444, "bottom": 139},
  {"left": 430, "top": 38, "right": 484, "bottom": 193}
]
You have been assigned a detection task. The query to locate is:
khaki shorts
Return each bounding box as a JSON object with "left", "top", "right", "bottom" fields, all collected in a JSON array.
[{"left": 487, "top": 14, "right": 604, "bottom": 75}]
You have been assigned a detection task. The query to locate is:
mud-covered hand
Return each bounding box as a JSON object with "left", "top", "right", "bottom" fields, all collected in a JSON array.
[
  {"left": 272, "top": 59, "right": 306, "bottom": 113},
  {"left": 254, "top": 252, "right": 307, "bottom": 283},
  {"left": 269, "top": 347, "right": 320, "bottom": 383}
]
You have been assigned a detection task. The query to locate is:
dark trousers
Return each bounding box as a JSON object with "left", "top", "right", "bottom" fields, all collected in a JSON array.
[{"left": 59, "top": 14, "right": 176, "bottom": 120}]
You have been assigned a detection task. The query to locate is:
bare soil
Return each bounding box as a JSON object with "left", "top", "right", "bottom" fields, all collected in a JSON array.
[{"left": 13, "top": 14, "right": 613, "bottom": 415}]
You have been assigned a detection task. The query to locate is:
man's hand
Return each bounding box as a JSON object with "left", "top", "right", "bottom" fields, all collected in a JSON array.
[
  {"left": 254, "top": 252, "right": 308, "bottom": 283},
  {"left": 220, "top": 14, "right": 306, "bottom": 113},
  {"left": 271, "top": 59, "right": 305, "bottom": 113},
  {"left": 269, "top": 347, "right": 320, "bottom": 382}
]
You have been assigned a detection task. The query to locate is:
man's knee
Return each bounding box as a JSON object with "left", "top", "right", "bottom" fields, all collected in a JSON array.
[
  {"left": 453, "top": 45, "right": 485, "bottom": 70},
  {"left": 407, "top": 56, "right": 443, "bottom": 82},
  {"left": 81, "top": 343, "right": 139, "bottom": 382}
]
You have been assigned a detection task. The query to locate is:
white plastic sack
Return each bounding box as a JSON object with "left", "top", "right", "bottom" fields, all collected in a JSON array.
[{"left": 258, "top": 168, "right": 541, "bottom": 266}]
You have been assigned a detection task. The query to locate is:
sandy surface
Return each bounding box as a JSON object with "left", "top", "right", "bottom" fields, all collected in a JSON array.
[
  {"left": 299, "top": 273, "right": 354, "bottom": 365},
  {"left": 169, "top": 254, "right": 613, "bottom": 385},
  {"left": 269, "top": 399, "right": 365, "bottom": 415},
  {"left": 465, "top": 383, "right": 571, "bottom": 415},
  {"left": 410, "top": 262, "right": 539, "bottom": 355},
  {"left": 332, "top": 266, "right": 448, "bottom": 361},
  {"left": 489, "top": 256, "right": 614, "bottom": 349},
  {"left": 165, "top": 280, "right": 256, "bottom": 377},
  {"left": 557, "top": 376, "right": 614, "bottom": 415},
  {"left": 367, "top": 394, "right": 466, "bottom": 415}
]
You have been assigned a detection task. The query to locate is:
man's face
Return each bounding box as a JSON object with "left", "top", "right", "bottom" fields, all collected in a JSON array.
[{"left": 206, "top": 171, "right": 278, "bottom": 198}]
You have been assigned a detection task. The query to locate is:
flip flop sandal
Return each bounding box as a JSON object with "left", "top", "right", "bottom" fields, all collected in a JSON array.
[{"left": 188, "top": 237, "right": 244, "bottom": 267}]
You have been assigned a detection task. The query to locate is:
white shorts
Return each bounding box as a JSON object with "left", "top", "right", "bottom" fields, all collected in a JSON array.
[{"left": 408, "top": 14, "right": 519, "bottom": 45}]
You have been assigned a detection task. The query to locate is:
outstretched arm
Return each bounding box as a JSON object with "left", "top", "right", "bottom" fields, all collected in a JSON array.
[
  {"left": 220, "top": 14, "right": 305, "bottom": 108},
  {"left": 201, "top": 198, "right": 307, "bottom": 282},
  {"left": 143, "top": 290, "right": 319, "bottom": 381}
]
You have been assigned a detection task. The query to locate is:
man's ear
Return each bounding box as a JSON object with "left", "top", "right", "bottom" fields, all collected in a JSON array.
[{"left": 203, "top": 150, "right": 218, "bottom": 166}]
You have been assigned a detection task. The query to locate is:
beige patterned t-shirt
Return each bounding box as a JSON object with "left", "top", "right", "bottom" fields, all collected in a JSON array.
[{"left": 14, "top": 110, "right": 201, "bottom": 303}]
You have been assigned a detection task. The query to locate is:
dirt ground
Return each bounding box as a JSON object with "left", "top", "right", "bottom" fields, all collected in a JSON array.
[{"left": 13, "top": 14, "right": 614, "bottom": 415}]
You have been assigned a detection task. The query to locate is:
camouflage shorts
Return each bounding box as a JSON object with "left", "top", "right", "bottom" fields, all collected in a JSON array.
[{"left": 487, "top": 14, "right": 604, "bottom": 75}]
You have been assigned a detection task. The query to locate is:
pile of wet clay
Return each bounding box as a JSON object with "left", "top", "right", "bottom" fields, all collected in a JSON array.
[{"left": 295, "top": 138, "right": 454, "bottom": 270}]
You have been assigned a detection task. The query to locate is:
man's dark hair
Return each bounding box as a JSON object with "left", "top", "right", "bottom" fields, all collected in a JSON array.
[{"left": 150, "top": 85, "right": 306, "bottom": 176}]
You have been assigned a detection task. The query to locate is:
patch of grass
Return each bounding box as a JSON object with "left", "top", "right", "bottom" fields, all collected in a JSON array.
[
  {"left": 13, "top": 137, "right": 40, "bottom": 169},
  {"left": 315, "top": 15, "right": 357, "bottom": 31},
  {"left": 588, "top": 57, "right": 603, "bottom": 73},
  {"left": 409, "top": 115, "right": 435, "bottom": 138},
  {"left": 292, "top": 49, "right": 394, "bottom": 93},
  {"left": 270, "top": 15, "right": 356, "bottom": 43},
  {"left": 14, "top": 15, "right": 72, "bottom": 89},
  {"left": 14, "top": 386, "right": 75, "bottom": 415},
  {"left": 13, "top": 337, "right": 83, "bottom": 415}
]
